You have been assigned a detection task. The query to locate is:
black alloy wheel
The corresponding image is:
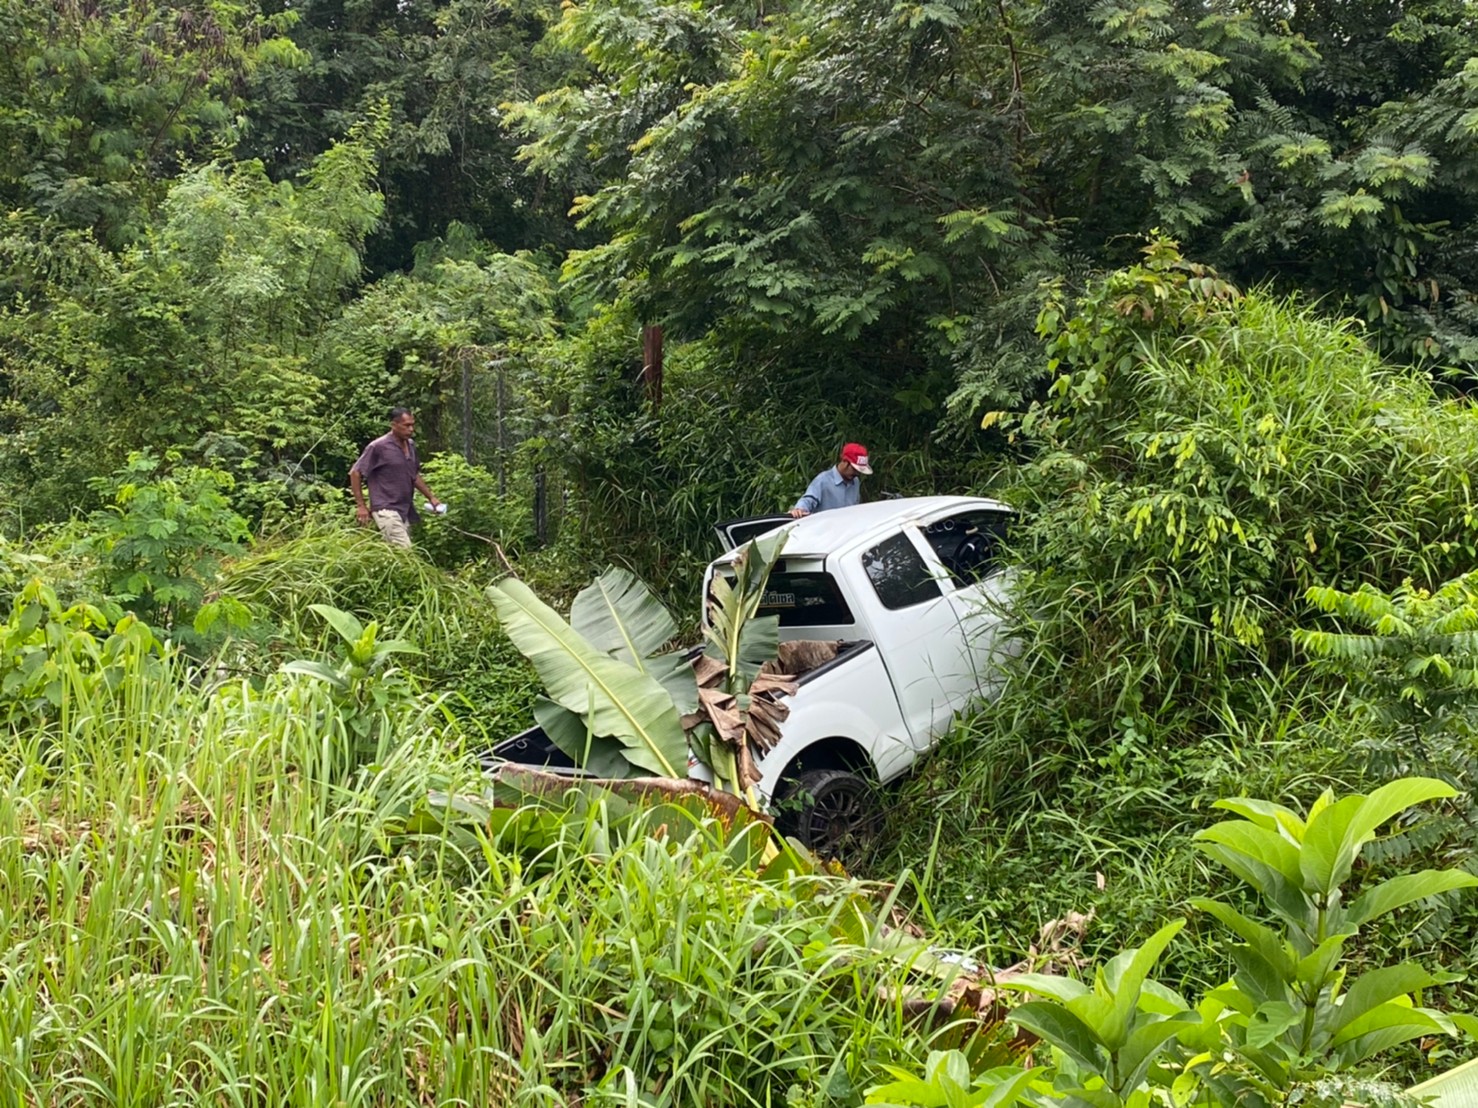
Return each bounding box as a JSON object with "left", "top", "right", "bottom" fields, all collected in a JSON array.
[{"left": 783, "top": 767, "right": 878, "bottom": 856}]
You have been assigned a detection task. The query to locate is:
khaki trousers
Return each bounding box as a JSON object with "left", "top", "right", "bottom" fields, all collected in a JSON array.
[{"left": 372, "top": 510, "right": 412, "bottom": 549}]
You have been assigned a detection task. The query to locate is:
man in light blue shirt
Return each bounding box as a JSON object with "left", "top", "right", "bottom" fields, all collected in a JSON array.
[{"left": 789, "top": 442, "right": 873, "bottom": 517}]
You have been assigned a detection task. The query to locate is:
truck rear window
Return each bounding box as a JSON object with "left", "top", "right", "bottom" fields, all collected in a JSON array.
[{"left": 748, "top": 572, "right": 855, "bottom": 627}]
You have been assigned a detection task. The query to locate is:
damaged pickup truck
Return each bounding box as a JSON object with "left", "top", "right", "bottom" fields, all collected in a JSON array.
[{"left": 491, "top": 495, "right": 1015, "bottom": 853}]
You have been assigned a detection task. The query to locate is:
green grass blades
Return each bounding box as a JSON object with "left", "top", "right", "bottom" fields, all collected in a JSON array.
[{"left": 0, "top": 601, "right": 982, "bottom": 1107}]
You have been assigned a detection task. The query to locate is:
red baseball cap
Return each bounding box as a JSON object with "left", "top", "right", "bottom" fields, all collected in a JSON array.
[{"left": 841, "top": 442, "right": 873, "bottom": 475}]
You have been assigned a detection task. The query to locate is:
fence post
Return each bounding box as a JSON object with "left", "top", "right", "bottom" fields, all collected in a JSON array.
[
  {"left": 496, "top": 358, "right": 508, "bottom": 497},
  {"left": 642, "top": 324, "right": 663, "bottom": 413},
  {"left": 534, "top": 469, "right": 547, "bottom": 546},
  {"left": 460, "top": 348, "right": 473, "bottom": 463}
]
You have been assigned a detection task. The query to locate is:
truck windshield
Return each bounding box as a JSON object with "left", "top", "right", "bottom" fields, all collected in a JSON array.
[{"left": 921, "top": 510, "right": 1013, "bottom": 588}]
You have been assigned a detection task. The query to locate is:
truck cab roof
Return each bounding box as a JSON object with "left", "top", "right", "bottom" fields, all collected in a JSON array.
[{"left": 712, "top": 495, "right": 1014, "bottom": 562}]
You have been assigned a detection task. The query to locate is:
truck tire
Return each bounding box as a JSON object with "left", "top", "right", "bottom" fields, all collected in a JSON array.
[{"left": 779, "top": 768, "right": 878, "bottom": 856}]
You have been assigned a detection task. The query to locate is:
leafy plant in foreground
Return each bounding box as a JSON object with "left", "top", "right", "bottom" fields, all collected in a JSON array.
[
  {"left": 872, "top": 778, "right": 1477, "bottom": 1107},
  {"left": 998, "top": 920, "right": 1196, "bottom": 1107},
  {"left": 283, "top": 603, "right": 423, "bottom": 774},
  {"left": 1182, "top": 777, "right": 1478, "bottom": 1105}
]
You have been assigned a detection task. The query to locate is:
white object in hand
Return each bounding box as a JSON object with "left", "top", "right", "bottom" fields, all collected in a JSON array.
[{"left": 427, "top": 501, "right": 448, "bottom": 514}]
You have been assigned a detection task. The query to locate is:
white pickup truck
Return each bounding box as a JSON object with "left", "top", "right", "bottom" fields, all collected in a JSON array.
[{"left": 495, "top": 495, "right": 1015, "bottom": 852}]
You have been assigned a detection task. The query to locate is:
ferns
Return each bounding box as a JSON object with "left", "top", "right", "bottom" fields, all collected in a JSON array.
[{"left": 1297, "top": 574, "right": 1478, "bottom": 724}]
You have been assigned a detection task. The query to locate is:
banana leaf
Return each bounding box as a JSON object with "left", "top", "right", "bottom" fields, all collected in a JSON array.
[
  {"left": 705, "top": 531, "right": 787, "bottom": 684},
  {"left": 533, "top": 696, "right": 636, "bottom": 779},
  {"left": 571, "top": 566, "right": 676, "bottom": 662},
  {"left": 489, "top": 578, "right": 688, "bottom": 778},
  {"left": 571, "top": 565, "right": 697, "bottom": 713}
]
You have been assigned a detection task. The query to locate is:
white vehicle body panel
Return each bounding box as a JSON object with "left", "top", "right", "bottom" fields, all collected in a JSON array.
[{"left": 753, "top": 645, "right": 911, "bottom": 797}]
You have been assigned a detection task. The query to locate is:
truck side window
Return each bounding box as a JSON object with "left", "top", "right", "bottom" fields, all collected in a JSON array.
[
  {"left": 922, "top": 510, "right": 1012, "bottom": 588},
  {"left": 863, "top": 532, "right": 943, "bottom": 610}
]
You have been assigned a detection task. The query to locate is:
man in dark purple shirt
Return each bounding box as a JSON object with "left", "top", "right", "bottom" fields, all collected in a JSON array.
[{"left": 350, "top": 408, "right": 441, "bottom": 548}]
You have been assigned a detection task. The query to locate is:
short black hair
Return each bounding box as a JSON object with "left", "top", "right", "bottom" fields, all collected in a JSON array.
[{"left": 389, "top": 406, "right": 412, "bottom": 423}]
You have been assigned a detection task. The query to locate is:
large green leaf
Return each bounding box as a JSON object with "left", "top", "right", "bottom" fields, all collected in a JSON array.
[
  {"left": 1212, "top": 797, "right": 1307, "bottom": 841},
  {"left": 489, "top": 578, "right": 687, "bottom": 778},
  {"left": 1345, "top": 869, "right": 1478, "bottom": 927},
  {"left": 571, "top": 566, "right": 678, "bottom": 662},
  {"left": 1298, "top": 793, "right": 1372, "bottom": 897},
  {"left": 1007, "top": 1001, "right": 1105, "bottom": 1076},
  {"left": 1194, "top": 825, "right": 1308, "bottom": 924},
  {"left": 1100, "top": 919, "right": 1184, "bottom": 1051},
  {"left": 1195, "top": 821, "right": 1304, "bottom": 891},
  {"left": 569, "top": 567, "right": 697, "bottom": 714},
  {"left": 281, "top": 658, "right": 348, "bottom": 691},
  {"left": 705, "top": 531, "right": 787, "bottom": 684},
  {"left": 1301, "top": 778, "right": 1457, "bottom": 896},
  {"left": 308, "top": 602, "right": 364, "bottom": 645},
  {"left": 1327, "top": 963, "right": 1456, "bottom": 1038},
  {"left": 1191, "top": 899, "right": 1296, "bottom": 982},
  {"left": 1115, "top": 1013, "right": 1200, "bottom": 1092},
  {"left": 532, "top": 697, "right": 634, "bottom": 779},
  {"left": 996, "top": 972, "right": 1090, "bottom": 1005},
  {"left": 1331, "top": 1002, "right": 1452, "bottom": 1065},
  {"left": 1228, "top": 943, "right": 1295, "bottom": 1008}
]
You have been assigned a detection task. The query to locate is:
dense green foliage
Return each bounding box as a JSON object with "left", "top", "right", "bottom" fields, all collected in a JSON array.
[
  {"left": 870, "top": 247, "right": 1478, "bottom": 1069},
  {"left": 6, "top": 0, "right": 1478, "bottom": 1100}
]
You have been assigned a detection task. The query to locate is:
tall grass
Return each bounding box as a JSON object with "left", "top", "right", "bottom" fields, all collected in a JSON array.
[
  {"left": 219, "top": 519, "right": 537, "bottom": 740},
  {"left": 0, "top": 629, "right": 968, "bottom": 1106}
]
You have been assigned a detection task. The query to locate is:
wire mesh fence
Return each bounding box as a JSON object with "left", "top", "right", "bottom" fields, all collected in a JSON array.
[{"left": 420, "top": 345, "right": 553, "bottom": 544}]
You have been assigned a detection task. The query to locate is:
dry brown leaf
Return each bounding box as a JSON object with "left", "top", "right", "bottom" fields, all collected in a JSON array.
[
  {"left": 737, "top": 743, "right": 762, "bottom": 788},
  {"left": 691, "top": 653, "right": 727, "bottom": 687},
  {"left": 745, "top": 707, "right": 785, "bottom": 750},
  {"left": 750, "top": 672, "right": 798, "bottom": 698},
  {"left": 696, "top": 685, "right": 743, "bottom": 743},
  {"left": 767, "top": 639, "right": 842, "bottom": 676}
]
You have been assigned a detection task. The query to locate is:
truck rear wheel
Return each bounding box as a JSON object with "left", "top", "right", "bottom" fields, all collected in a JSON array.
[{"left": 780, "top": 768, "right": 878, "bottom": 856}]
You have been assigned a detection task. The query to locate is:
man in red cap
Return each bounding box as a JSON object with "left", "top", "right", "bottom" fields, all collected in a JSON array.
[{"left": 789, "top": 442, "right": 873, "bottom": 517}]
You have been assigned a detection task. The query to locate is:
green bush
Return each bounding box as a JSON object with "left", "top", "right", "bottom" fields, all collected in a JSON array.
[
  {"left": 874, "top": 241, "right": 1478, "bottom": 1012},
  {"left": 80, "top": 450, "right": 250, "bottom": 631},
  {"left": 413, "top": 452, "right": 532, "bottom": 568},
  {"left": 219, "top": 519, "right": 538, "bottom": 737},
  {"left": 999, "top": 240, "right": 1478, "bottom": 755}
]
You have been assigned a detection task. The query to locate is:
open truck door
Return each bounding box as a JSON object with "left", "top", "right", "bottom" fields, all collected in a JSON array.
[{"left": 713, "top": 515, "right": 793, "bottom": 552}]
